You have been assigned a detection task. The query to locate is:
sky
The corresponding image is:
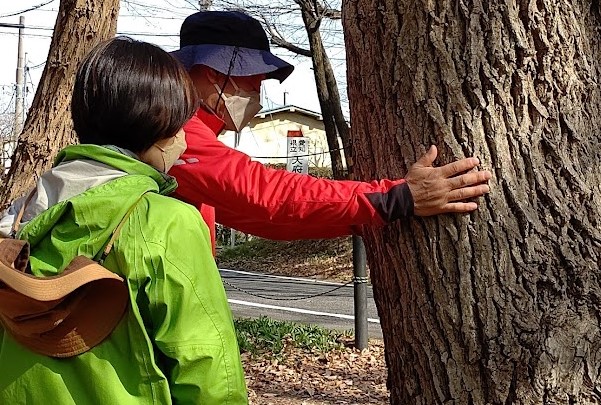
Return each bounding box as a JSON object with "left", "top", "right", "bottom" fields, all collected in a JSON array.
[{"left": 0, "top": 0, "right": 348, "bottom": 122}]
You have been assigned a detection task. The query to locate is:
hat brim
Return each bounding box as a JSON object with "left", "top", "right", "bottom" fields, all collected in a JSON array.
[
  {"left": 0, "top": 253, "right": 129, "bottom": 358},
  {"left": 172, "top": 44, "right": 294, "bottom": 83}
]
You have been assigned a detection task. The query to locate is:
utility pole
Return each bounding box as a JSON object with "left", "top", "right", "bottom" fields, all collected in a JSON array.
[{"left": 14, "top": 16, "right": 25, "bottom": 139}]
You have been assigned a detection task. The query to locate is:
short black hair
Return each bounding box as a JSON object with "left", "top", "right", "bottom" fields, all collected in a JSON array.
[{"left": 72, "top": 37, "right": 198, "bottom": 152}]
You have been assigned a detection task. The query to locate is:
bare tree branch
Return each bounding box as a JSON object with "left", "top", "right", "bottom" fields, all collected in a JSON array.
[
  {"left": 319, "top": 6, "right": 341, "bottom": 19},
  {"left": 270, "top": 35, "right": 312, "bottom": 57},
  {"left": 262, "top": 17, "right": 312, "bottom": 57},
  {"left": 198, "top": 0, "right": 213, "bottom": 10}
]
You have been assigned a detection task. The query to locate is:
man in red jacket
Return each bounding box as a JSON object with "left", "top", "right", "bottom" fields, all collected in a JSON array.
[{"left": 169, "top": 11, "right": 492, "bottom": 250}]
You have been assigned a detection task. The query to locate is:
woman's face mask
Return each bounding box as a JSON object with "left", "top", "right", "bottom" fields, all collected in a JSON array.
[
  {"left": 139, "top": 129, "right": 187, "bottom": 172},
  {"left": 214, "top": 77, "right": 262, "bottom": 132}
]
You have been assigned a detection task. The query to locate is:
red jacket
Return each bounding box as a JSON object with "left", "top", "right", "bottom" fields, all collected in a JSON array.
[{"left": 169, "top": 108, "right": 413, "bottom": 250}]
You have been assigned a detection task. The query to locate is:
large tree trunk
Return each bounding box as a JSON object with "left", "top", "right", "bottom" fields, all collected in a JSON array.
[
  {"left": 344, "top": 1, "right": 601, "bottom": 404},
  {"left": 0, "top": 0, "right": 119, "bottom": 210}
]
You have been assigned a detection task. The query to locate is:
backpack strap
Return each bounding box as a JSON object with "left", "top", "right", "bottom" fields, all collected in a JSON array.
[
  {"left": 10, "top": 188, "right": 148, "bottom": 266},
  {"left": 10, "top": 189, "right": 37, "bottom": 238}
]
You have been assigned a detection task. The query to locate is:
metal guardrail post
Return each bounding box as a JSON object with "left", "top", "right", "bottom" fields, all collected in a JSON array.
[
  {"left": 230, "top": 228, "right": 236, "bottom": 248},
  {"left": 353, "top": 235, "right": 368, "bottom": 349}
]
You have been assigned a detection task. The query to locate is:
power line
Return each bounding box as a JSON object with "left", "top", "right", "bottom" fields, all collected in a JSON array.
[
  {"left": 249, "top": 146, "right": 346, "bottom": 160},
  {"left": 25, "top": 24, "right": 183, "bottom": 38},
  {"left": 0, "top": 0, "right": 56, "bottom": 18},
  {"left": 33, "top": 8, "right": 187, "bottom": 20},
  {"left": 25, "top": 63, "right": 36, "bottom": 99},
  {"left": 0, "top": 31, "right": 52, "bottom": 39},
  {"left": 27, "top": 61, "right": 46, "bottom": 70},
  {"left": 120, "top": 0, "right": 194, "bottom": 16}
]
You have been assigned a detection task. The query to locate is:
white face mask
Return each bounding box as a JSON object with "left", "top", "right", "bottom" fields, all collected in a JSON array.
[
  {"left": 214, "top": 78, "right": 262, "bottom": 132},
  {"left": 139, "top": 129, "right": 187, "bottom": 172}
]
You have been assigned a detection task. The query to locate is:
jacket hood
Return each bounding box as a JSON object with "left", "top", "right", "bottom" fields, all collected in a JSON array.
[
  {"left": 15, "top": 145, "right": 178, "bottom": 276},
  {"left": 55, "top": 145, "right": 177, "bottom": 195}
]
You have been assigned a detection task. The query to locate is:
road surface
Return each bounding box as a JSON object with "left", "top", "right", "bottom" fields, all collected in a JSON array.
[{"left": 220, "top": 268, "right": 383, "bottom": 339}]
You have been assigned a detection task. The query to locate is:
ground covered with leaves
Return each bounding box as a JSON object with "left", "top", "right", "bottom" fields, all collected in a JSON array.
[
  {"left": 237, "top": 318, "right": 387, "bottom": 405},
  {"left": 223, "top": 240, "right": 383, "bottom": 404},
  {"left": 245, "top": 343, "right": 388, "bottom": 404},
  {"left": 217, "top": 237, "right": 368, "bottom": 283}
]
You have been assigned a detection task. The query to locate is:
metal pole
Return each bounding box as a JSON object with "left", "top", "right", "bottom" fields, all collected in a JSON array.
[
  {"left": 14, "top": 16, "right": 25, "bottom": 139},
  {"left": 353, "top": 235, "right": 368, "bottom": 349},
  {"left": 0, "top": 23, "right": 25, "bottom": 29},
  {"left": 230, "top": 228, "right": 236, "bottom": 248}
]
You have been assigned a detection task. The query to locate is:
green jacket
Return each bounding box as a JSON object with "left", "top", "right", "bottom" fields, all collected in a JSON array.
[{"left": 0, "top": 145, "right": 247, "bottom": 404}]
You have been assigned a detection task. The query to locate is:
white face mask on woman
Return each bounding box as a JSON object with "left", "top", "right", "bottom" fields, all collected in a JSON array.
[
  {"left": 139, "top": 129, "right": 187, "bottom": 172},
  {"left": 213, "top": 77, "right": 262, "bottom": 132}
]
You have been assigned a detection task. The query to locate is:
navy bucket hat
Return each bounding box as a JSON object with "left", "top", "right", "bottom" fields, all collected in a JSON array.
[{"left": 172, "top": 11, "right": 294, "bottom": 83}]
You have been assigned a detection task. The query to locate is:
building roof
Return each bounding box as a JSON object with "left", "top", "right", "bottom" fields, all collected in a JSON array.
[{"left": 255, "top": 105, "right": 323, "bottom": 121}]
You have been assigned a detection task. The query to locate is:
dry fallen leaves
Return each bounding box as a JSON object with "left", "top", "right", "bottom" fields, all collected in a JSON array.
[
  {"left": 245, "top": 339, "right": 388, "bottom": 404},
  {"left": 217, "top": 237, "right": 363, "bottom": 283}
]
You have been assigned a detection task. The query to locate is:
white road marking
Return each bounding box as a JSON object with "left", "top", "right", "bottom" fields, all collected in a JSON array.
[
  {"left": 220, "top": 268, "right": 351, "bottom": 287},
  {"left": 228, "top": 298, "right": 380, "bottom": 324}
]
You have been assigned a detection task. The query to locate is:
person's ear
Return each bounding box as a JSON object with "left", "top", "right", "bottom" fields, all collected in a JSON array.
[{"left": 205, "top": 67, "right": 223, "bottom": 85}]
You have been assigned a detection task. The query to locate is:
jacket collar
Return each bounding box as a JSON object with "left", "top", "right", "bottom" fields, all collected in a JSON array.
[
  {"left": 196, "top": 106, "right": 226, "bottom": 135},
  {"left": 55, "top": 145, "right": 177, "bottom": 195}
]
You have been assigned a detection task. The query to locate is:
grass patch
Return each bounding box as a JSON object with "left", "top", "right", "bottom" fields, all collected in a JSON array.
[
  {"left": 217, "top": 238, "right": 273, "bottom": 261},
  {"left": 235, "top": 316, "right": 352, "bottom": 356}
]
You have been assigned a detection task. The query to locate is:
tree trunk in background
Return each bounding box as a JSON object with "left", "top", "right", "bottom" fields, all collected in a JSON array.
[
  {"left": 299, "top": 1, "right": 348, "bottom": 179},
  {"left": 344, "top": 1, "right": 601, "bottom": 403},
  {"left": 0, "top": 0, "right": 119, "bottom": 210}
]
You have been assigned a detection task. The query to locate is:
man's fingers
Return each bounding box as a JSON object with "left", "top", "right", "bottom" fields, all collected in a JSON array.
[
  {"left": 447, "top": 184, "right": 490, "bottom": 201},
  {"left": 440, "top": 202, "right": 479, "bottom": 213},
  {"left": 414, "top": 145, "right": 438, "bottom": 168},
  {"left": 440, "top": 157, "right": 480, "bottom": 177},
  {"left": 448, "top": 170, "right": 492, "bottom": 189}
]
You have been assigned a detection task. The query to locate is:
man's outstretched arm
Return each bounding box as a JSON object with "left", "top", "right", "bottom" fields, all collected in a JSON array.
[{"left": 169, "top": 116, "right": 491, "bottom": 239}]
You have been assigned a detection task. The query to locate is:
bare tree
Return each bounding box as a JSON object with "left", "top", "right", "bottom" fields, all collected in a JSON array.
[
  {"left": 308, "top": 137, "right": 327, "bottom": 168},
  {"left": 215, "top": 0, "right": 350, "bottom": 178},
  {"left": 0, "top": 98, "right": 15, "bottom": 173},
  {"left": 294, "top": 0, "right": 349, "bottom": 179},
  {"left": 0, "top": 1, "right": 56, "bottom": 18},
  {"left": 0, "top": 0, "right": 120, "bottom": 209},
  {"left": 344, "top": 0, "right": 601, "bottom": 403}
]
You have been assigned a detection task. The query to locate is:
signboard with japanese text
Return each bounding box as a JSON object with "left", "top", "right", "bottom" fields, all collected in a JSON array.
[{"left": 286, "top": 130, "right": 309, "bottom": 174}]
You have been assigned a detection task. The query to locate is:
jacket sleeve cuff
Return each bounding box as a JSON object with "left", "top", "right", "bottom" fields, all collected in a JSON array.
[{"left": 364, "top": 182, "right": 414, "bottom": 222}]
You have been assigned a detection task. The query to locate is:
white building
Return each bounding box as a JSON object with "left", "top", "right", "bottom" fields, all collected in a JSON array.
[{"left": 219, "top": 105, "right": 346, "bottom": 168}]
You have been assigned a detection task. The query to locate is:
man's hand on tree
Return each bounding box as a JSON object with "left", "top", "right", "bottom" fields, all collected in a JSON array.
[{"left": 405, "top": 145, "right": 492, "bottom": 216}]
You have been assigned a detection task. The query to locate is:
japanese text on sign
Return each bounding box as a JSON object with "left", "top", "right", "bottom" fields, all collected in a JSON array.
[{"left": 286, "top": 137, "right": 309, "bottom": 174}]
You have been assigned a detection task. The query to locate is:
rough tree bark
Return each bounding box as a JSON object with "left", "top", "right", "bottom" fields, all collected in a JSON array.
[
  {"left": 344, "top": 1, "right": 601, "bottom": 404},
  {"left": 0, "top": 0, "right": 119, "bottom": 210}
]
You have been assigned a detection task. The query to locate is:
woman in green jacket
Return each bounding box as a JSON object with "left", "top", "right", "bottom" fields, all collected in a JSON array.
[{"left": 0, "top": 37, "right": 247, "bottom": 404}]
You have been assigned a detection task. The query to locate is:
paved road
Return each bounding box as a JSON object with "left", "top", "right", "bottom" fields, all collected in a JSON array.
[{"left": 220, "top": 268, "right": 383, "bottom": 339}]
